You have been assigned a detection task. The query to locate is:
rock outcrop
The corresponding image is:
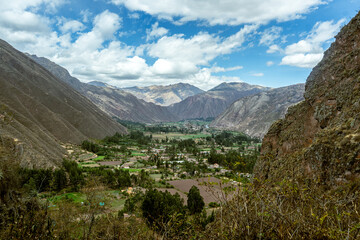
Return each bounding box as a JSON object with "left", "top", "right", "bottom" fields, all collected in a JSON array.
[
  {"left": 255, "top": 13, "right": 360, "bottom": 186},
  {"left": 211, "top": 84, "right": 305, "bottom": 138}
]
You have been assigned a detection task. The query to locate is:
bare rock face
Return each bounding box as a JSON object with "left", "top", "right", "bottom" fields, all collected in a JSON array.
[
  {"left": 211, "top": 84, "right": 305, "bottom": 138},
  {"left": 255, "top": 12, "right": 360, "bottom": 186},
  {"left": 0, "top": 39, "right": 126, "bottom": 168}
]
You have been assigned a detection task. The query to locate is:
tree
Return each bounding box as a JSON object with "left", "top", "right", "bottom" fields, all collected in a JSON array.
[
  {"left": 187, "top": 185, "right": 204, "bottom": 214},
  {"left": 141, "top": 189, "right": 185, "bottom": 232},
  {"left": 62, "top": 159, "right": 84, "bottom": 191},
  {"left": 53, "top": 169, "right": 67, "bottom": 192}
]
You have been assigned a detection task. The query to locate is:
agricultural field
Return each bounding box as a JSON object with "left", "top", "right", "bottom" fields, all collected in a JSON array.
[{"left": 22, "top": 120, "right": 260, "bottom": 223}]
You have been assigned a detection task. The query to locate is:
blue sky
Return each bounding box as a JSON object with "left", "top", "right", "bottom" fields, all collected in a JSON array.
[{"left": 0, "top": 0, "right": 359, "bottom": 90}]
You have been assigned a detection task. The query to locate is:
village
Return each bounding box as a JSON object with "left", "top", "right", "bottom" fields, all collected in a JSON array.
[{"left": 54, "top": 120, "right": 260, "bottom": 211}]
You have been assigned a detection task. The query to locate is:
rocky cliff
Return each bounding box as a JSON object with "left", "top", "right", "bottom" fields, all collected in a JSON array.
[
  {"left": 255, "top": 13, "right": 360, "bottom": 186},
  {"left": 211, "top": 84, "right": 305, "bottom": 138}
]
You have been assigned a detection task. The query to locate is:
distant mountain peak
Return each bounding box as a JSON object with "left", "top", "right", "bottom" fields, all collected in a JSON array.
[
  {"left": 122, "top": 82, "right": 204, "bottom": 106},
  {"left": 168, "top": 82, "right": 271, "bottom": 120}
]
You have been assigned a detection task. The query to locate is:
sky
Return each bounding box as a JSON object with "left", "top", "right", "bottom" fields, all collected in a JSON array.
[{"left": 0, "top": 0, "right": 359, "bottom": 90}]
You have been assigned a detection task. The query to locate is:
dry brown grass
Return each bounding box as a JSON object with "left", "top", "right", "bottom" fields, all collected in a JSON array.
[{"left": 203, "top": 179, "right": 360, "bottom": 240}]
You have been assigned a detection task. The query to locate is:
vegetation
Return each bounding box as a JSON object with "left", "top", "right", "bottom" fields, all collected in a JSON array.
[
  {"left": 187, "top": 186, "right": 205, "bottom": 214},
  {"left": 5, "top": 120, "right": 359, "bottom": 239},
  {"left": 203, "top": 180, "right": 360, "bottom": 239}
]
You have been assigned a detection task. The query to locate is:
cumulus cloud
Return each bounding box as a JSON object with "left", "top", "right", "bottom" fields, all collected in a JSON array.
[
  {"left": 111, "top": 0, "right": 326, "bottom": 25},
  {"left": 266, "top": 44, "right": 282, "bottom": 53},
  {"left": 146, "top": 22, "right": 169, "bottom": 41},
  {"left": 60, "top": 20, "right": 85, "bottom": 33},
  {"left": 0, "top": 0, "right": 68, "bottom": 55},
  {"left": 280, "top": 19, "right": 345, "bottom": 68},
  {"left": 2, "top": 0, "right": 332, "bottom": 90},
  {"left": 148, "top": 25, "right": 257, "bottom": 67},
  {"left": 49, "top": 12, "right": 255, "bottom": 89},
  {"left": 251, "top": 72, "right": 264, "bottom": 77}
]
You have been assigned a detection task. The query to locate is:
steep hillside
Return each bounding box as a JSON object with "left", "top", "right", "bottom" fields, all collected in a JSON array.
[
  {"left": 0, "top": 39, "right": 126, "bottom": 168},
  {"left": 29, "top": 55, "right": 178, "bottom": 123},
  {"left": 211, "top": 84, "right": 305, "bottom": 138},
  {"left": 122, "top": 83, "right": 204, "bottom": 106},
  {"left": 168, "top": 82, "right": 270, "bottom": 120},
  {"left": 255, "top": 13, "right": 360, "bottom": 186}
]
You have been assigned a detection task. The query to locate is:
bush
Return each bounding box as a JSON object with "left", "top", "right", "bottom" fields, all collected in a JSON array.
[{"left": 203, "top": 180, "right": 360, "bottom": 239}]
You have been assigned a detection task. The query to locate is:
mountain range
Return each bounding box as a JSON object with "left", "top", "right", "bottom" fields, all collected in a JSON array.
[
  {"left": 28, "top": 55, "right": 178, "bottom": 123},
  {"left": 122, "top": 83, "right": 204, "bottom": 106},
  {"left": 26, "top": 55, "right": 306, "bottom": 137},
  {"left": 168, "top": 82, "right": 271, "bottom": 120},
  {"left": 211, "top": 84, "right": 305, "bottom": 138},
  {"left": 0, "top": 39, "right": 126, "bottom": 168},
  {"left": 0, "top": 36, "right": 310, "bottom": 169}
]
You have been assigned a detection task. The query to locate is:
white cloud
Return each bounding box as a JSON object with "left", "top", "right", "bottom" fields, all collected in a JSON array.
[
  {"left": 60, "top": 20, "right": 85, "bottom": 33},
  {"left": 266, "top": 44, "right": 282, "bottom": 53},
  {"left": 147, "top": 25, "right": 257, "bottom": 67},
  {"left": 211, "top": 66, "right": 243, "bottom": 73},
  {"left": 0, "top": 0, "right": 283, "bottom": 91},
  {"left": 266, "top": 61, "right": 275, "bottom": 66},
  {"left": 54, "top": 21, "right": 255, "bottom": 89},
  {"left": 281, "top": 53, "right": 323, "bottom": 68},
  {"left": 251, "top": 72, "right": 264, "bottom": 77},
  {"left": 93, "top": 10, "right": 122, "bottom": 39},
  {"left": 112, "top": 0, "right": 326, "bottom": 25},
  {"left": 0, "top": 9, "right": 50, "bottom": 33},
  {"left": 0, "top": 0, "right": 68, "bottom": 54},
  {"left": 146, "top": 22, "right": 169, "bottom": 41},
  {"left": 260, "top": 26, "right": 282, "bottom": 45},
  {"left": 150, "top": 59, "right": 198, "bottom": 77},
  {"left": 280, "top": 19, "right": 345, "bottom": 68}
]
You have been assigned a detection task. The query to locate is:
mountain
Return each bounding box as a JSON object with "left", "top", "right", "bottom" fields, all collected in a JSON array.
[
  {"left": 254, "top": 12, "right": 360, "bottom": 186},
  {"left": 0, "top": 39, "right": 126, "bottom": 168},
  {"left": 168, "top": 82, "right": 271, "bottom": 120},
  {"left": 28, "top": 55, "right": 178, "bottom": 123},
  {"left": 88, "top": 81, "right": 112, "bottom": 88},
  {"left": 211, "top": 84, "right": 305, "bottom": 138},
  {"left": 122, "top": 83, "right": 204, "bottom": 106}
]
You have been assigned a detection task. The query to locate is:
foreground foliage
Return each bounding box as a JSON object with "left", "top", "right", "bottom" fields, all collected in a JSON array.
[{"left": 204, "top": 180, "right": 360, "bottom": 240}]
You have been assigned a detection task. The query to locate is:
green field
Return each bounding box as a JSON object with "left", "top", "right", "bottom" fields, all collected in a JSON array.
[
  {"left": 131, "top": 152, "right": 147, "bottom": 156},
  {"left": 49, "top": 192, "right": 86, "bottom": 204},
  {"left": 127, "top": 168, "right": 142, "bottom": 172},
  {"left": 151, "top": 132, "right": 210, "bottom": 140},
  {"left": 93, "top": 156, "right": 105, "bottom": 161}
]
